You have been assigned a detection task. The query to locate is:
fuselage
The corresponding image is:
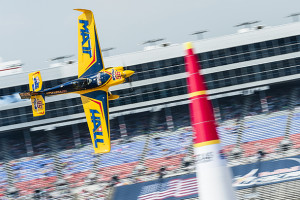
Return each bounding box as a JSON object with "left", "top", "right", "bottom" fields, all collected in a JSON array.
[{"left": 42, "top": 67, "right": 133, "bottom": 96}]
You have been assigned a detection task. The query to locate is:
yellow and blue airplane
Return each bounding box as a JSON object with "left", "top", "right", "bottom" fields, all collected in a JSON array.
[{"left": 19, "top": 9, "right": 134, "bottom": 154}]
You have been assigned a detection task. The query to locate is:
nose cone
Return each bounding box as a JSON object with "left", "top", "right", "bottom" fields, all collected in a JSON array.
[{"left": 123, "top": 70, "right": 135, "bottom": 78}]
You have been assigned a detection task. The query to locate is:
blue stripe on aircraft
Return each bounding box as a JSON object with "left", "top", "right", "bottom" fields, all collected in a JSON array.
[
  {"left": 81, "top": 28, "right": 104, "bottom": 78},
  {"left": 83, "top": 90, "right": 109, "bottom": 138}
]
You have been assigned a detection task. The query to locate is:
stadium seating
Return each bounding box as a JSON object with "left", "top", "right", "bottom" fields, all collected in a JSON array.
[
  {"left": 217, "top": 121, "right": 239, "bottom": 154},
  {"left": 59, "top": 147, "right": 95, "bottom": 188},
  {"left": 290, "top": 133, "right": 300, "bottom": 149},
  {"left": 145, "top": 132, "right": 192, "bottom": 159},
  {"left": 10, "top": 157, "right": 56, "bottom": 182},
  {"left": 290, "top": 111, "right": 300, "bottom": 135},
  {"left": 99, "top": 141, "right": 145, "bottom": 167},
  {"left": 9, "top": 156, "right": 56, "bottom": 195},
  {"left": 242, "top": 114, "right": 288, "bottom": 142},
  {"left": 60, "top": 148, "right": 95, "bottom": 174},
  {"left": 241, "top": 136, "right": 284, "bottom": 157},
  {"left": 64, "top": 171, "right": 91, "bottom": 188},
  {"left": 97, "top": 140, "right": 145, "bottom": 181},
  {"left": 290, "top": 111, "right": 300, "bottom": 148},
  {"left": 31, "top": 134, "right": 51, "bottom": 156},
  {"left": 217, "top": 120, "right": 239, "bottom": 147},
  {"left": 144, "top": 154, "right": 186, "bottom": 173},
  {"left": 0, "top": 163, "right": 7, "bottom": 196},
  {"left": 239, "top": 113, "right": 288, "bottom": 156},
  {"left": 218, "top": 97, "right": 243, "bottom": 121},
  {"left": 6, "top": 135, "right": 27, "bottom": 159},
  {"left": 267, "top": 94, "right": 289, "bottom": 113},
  {"left": 98, "top": 162, "right": 139, "bottom": 181},
  {"left": 144, "top": 131, "right": 192, "bottom": 173},
  {"left": 2, "top": 104, "right": 300, "bottom": 198},
  {"left": 15, "top": 176, "right": 57, "bottom": 196}
]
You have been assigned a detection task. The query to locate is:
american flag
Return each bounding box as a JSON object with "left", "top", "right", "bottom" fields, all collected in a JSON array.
[{"left": 138, "top": 177, "right": 198, "bottom": 200}]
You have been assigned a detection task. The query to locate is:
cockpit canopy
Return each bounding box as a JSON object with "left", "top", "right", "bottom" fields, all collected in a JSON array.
[{"left": 71, "top": 78, "right": 92, "bottom": 90}]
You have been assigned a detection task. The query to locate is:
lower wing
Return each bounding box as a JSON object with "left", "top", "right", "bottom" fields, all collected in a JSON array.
[{"left": 81, "top": 90, "right": 110, "bottom": 153}]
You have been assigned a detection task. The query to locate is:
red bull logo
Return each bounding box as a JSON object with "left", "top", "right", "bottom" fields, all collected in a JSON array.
[{"left": 112, "top": 69, "right": 122, "bottom": 80}]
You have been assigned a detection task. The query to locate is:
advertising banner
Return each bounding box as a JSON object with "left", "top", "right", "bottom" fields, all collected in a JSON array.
[
  {"left": 113, "top": 155, "right": 300, "bottom": 200},
  {"left": 112, "top": 173, "right": 198, "bottom": 200},
  {"left": 232, "top": 155, "right": 300, "bottom": 189}
]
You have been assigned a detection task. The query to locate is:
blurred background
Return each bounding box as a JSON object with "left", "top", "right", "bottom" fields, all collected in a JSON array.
[{"left": 1, "top": 1, "right": 300, "bottom": 199}]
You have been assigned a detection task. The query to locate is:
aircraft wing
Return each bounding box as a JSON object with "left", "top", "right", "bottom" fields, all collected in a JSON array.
[
  {"left": 81, "top": 90, "right": 110, "bottom": 153},
  {"left": 75, "top": 9, "right": 105, "bottom": 78}
]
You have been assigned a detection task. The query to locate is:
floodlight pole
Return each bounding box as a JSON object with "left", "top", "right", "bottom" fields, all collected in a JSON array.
[
  {"left": 191, "top": 30, "right": 208, "bottom": 40},
  {"left": 234, "top": 21, "right": 260, "bottom": 29},
  {"left": 287, "top": 13, "right": 300, "bottom": 22},
  {"left": 141, "top": 38, "right": 165, "bottom": 47},
  {"left": 102, "top": 47, "right": 115, "bottom": 57},
  {"left": 48, "top": 55, "right": 74, "bottom": 62}
]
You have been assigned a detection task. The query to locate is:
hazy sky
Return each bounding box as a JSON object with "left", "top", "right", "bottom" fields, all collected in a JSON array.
[{"left": 0, "top": 0, "right": 299, "bottom": 72}]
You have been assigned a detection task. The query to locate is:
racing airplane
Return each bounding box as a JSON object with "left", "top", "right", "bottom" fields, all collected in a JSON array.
[{"left": 19, "top": 9, "right": 134, "bottom": 154}]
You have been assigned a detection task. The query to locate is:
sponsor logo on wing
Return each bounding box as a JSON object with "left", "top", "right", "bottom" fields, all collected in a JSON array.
[
  {"left": 32, "top": 76, "right": 40, "bottom": 91},
  {"left": 90, "top": 109, "right": 104, "bottom": 148},
  {"left": 79, "top": 20, "right": 92, "bottom": 58},
  {"left": 33, "top": 98, "right": 43, "bottom": 110}
]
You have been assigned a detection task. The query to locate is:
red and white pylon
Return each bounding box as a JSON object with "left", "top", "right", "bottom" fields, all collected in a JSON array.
[{"left": 184, "top": 42, "right": 236, "bottom": 200}]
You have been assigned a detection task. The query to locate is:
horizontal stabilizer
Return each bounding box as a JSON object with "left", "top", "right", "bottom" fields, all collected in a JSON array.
[
  {"left": 108, "top": 94, "right": 119, "bottom": 100},
  {"left": 19, "top": 91, "right": 33, "bottom": 99},
  {"left": 19, "top": 91, "right": 43, "bottom": 99},
  {"left": 29, "top": 71, "right": 43, "bottom": 92},
  {"left": 31, "top": 95, "right": 45, "bottom": 117}
]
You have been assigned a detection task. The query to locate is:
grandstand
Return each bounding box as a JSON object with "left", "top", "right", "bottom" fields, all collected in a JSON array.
[{"left": 0, "top": 21, "right": 300, "bottom": 199}]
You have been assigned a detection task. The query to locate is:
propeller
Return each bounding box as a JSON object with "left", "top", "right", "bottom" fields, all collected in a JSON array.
[
  {"left": 123, "top": 62, "right": 134, "bottom": 93},
  {"left": 127, "top": 76, "right": 134, "bottom": 92}
]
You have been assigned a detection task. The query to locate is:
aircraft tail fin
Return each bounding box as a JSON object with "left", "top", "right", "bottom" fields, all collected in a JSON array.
[
  {"left": 30, "top": 94, "right": 45, "bottom": 117},
  {"left": 29, "top": 71, "right": 43, "bottom": 92},
  {"left": 24, "top": 71, "right": 46, "bottom": 116}
]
